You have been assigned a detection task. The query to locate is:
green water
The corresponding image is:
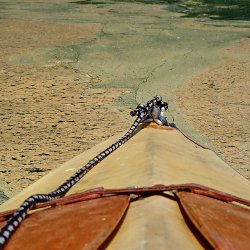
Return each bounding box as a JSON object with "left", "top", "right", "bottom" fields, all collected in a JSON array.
[
  {"left": 73, "top": 0, "right": 250, "bottom": 20},
  {"left": 0, "top": 190, "right": 8, "bottom": 204}
]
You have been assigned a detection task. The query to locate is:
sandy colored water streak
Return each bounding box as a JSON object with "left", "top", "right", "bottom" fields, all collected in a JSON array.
[{"left": 177, "top": 39, "right": 250, "bottom": 180}]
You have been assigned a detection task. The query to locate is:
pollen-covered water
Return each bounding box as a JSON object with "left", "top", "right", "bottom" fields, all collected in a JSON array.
[{"left": 0, "top": 0, "right": 249, "bottom": 203}]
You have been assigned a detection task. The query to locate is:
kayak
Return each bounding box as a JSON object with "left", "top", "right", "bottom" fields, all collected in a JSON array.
[{"left": 0, "top": 97, "right": 250, "bottom": 249}]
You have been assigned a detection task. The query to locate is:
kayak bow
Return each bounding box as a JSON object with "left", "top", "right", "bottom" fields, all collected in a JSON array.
[{"left": 0, "top": 97, "right": 249, "bottom": 249}]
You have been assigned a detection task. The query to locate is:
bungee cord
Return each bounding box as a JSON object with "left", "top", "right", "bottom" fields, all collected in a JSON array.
[{"left": 0, "top": 96, "right": 169, "bottom": 248}]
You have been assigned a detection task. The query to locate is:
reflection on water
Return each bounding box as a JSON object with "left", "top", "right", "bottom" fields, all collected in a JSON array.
[
  {"left": 73, "top": 0, "right": 250, "bottom": 20},
  {"left": 176, "top": 0, "right": 250, "bottom": 21}
]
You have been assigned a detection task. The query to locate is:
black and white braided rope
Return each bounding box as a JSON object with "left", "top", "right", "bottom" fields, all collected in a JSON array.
[{"left": 0, "top": 96, "right": 165, "bottom": 248}]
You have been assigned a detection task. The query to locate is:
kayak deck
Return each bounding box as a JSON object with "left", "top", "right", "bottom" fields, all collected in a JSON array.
[{"left": 1, "top": 125, "right": 250, "bottom": 249}]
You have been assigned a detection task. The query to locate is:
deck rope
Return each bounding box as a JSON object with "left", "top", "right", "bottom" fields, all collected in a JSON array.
[{"left": 0, "top": 96, "right": 168, "bottom": 248}]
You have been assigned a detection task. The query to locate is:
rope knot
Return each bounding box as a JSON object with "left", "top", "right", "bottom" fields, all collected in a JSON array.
[
  {"left": 130, "top": 104, "right": 148, "bottom": 118},
  {"left": 131, "top": 96, "right": 169, "bottom": 126}
]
